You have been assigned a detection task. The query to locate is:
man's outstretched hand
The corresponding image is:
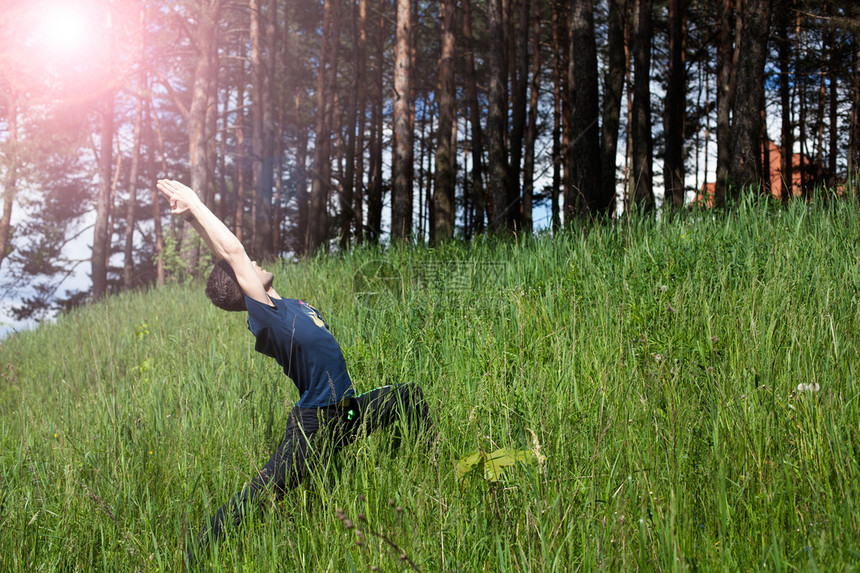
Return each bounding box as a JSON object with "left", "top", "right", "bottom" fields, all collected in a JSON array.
[{"left": 157, "top": 179, "right": 199, "bottom": 219}]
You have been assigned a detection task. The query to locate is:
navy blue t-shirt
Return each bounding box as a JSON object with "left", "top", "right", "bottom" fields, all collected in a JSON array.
[{"left": 244, "top": 295, "right": 354, "bottom": 408}]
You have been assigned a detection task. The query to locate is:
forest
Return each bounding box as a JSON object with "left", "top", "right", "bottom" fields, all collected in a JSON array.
[{"left": 1, "top": 0, "right": 859, "bottom": 319}]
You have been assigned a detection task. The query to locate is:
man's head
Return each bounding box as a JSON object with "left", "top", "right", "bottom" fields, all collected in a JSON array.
[
  {"left": 206, "top": 259, "right": 276, "bottom": 311},
  {"left": 206, "top": 259, "right": 246, "bottom": 311}
]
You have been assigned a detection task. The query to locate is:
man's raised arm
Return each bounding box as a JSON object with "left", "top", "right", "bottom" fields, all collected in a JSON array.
[{"left": 156, "top": 179, "right": 272, "bottom": 305}]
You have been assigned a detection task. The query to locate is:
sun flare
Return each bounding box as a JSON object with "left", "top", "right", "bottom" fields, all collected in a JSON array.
[{"left": 33, "top": 3, "right": 96, "bottom": 60}]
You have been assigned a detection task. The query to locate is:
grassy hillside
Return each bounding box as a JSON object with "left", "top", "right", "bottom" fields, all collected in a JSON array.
[{"left": 2, "top": 196, "right": 860, "bottom": 570}]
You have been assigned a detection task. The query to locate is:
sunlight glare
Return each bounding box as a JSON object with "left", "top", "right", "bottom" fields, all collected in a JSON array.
[{"left": 37, "top": 3, "right": 94, "bottom": 60}]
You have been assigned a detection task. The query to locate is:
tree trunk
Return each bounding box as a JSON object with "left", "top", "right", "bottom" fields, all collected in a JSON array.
[
  {"left": 271, "top": 14, "right": 287, "bottom": 255},
  {"left": 551, "top": 1, "right": 564, "bottom": 230},
  {"left": 522, "top": 0, "right": 542, "bottom": 233},
  {"left": 663, "top": 0, "right": 687, "bottom": 209},
  {"left": 250, "top": 0, "right": 276, "bottom": 259},
  {"left": 0, "top": 100, "right": 18, "bottom": 273},
  {"left": 600, "top": 0, "right": 626, "bottom": 218},
  {"left": 568, "top": 0, "right": 605, "bottom": 217},
  {"left": 147, "top": 97, "right": 165, "bottom": 286},
  {"left": 814, "top": 8, "right": 831, "bottom": 168},
  {"left": 123, "top": 6, "right": 147, "bottom": 290},
  {"left": 778, "top": 0, "right": 793, "bottom": 201},
  {"left": 123, "top": 88, "right": 144, "bottom": 289},
  {"left": 715, "top": 0, "right": 738, "bottom": 206},
  {"left": 828, "top": 21, "right": 838, "bottom": 182},
  {"left": 508, "top": 0, "right": 530, "bottom": 231},
  {"left": 391, "top": 0, "right": 413, "bottom": 240},
  {"left": 366, "top": 0, "right": 386, "bottom": 243},
  {"left": 630, "top": 0, "right": 654, "bottom": 212},
  {"left": 418, "top": 105, "right": 429, "bottom": 241},
  {"left": 796, "top": 10, "right": 806, "bottom": 197},
  {"left": 204, "top": 35, "right": 219, "bottom": 212},
  {"left": 761, "top": 89, "right": 771, "bottom": 196},
  {"left": 849, "top": 40, "right": 860, "bottom": 187},
  {"left": 91, "top": 2, "right": 122, "bottom": 298},
  {"left": 488, "top": 0, "right": 513, "bottom": 232},
  {"left": 462, "top": 0, "right": 486, "bottom": 235},
  {"left": 217, "top": 89, "right": 228, "bottom": 224},
  {"left": 341, "top": 90, "right": 357, "bottom": 248},
  {"left": 424, "top": 106, "right": 435, "bottom": 241},
  {"left": 186, "top": 0, "right": 221, "bottom": 270},
  {"left": 559, "top": 4, "right": 572, "bottom": 222},
  {"left": 730, "top": 0, "right": 772, "bottom": 196},
  {"left": 92, "top": 94, "right": 115, "bottom": 300},
  {"left": 432, "top": 0, "right": 457, "bottom": 243},
  {"left": 624, "top": 16, "right": 633, "bottom": 210},
  {"left": 306, "top": 0, "right": 340, "bottom": 252},
  {"left": 294, "top": 124, "right": 310, "bottom": 252},
  {"left": 234, "top": 37, "right": 248, "bottom": 241},
  {"left": 354, "top": 0, "right": 369, "bottom": 244},
  {"left": 341, "top": 0, "right": 360, "bottom": 249}
]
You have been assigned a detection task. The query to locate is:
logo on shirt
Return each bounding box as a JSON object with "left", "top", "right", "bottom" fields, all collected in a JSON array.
[{"left": 298, "top": 300, "right": 327, "bottom": 329}]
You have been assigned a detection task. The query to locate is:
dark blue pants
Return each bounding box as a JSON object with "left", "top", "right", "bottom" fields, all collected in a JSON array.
[{"left": 196, "top": 383, "right": 433, "bottom": 550}]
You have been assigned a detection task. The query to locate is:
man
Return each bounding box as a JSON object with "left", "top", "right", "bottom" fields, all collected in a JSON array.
[{"left": 156, "top": 180, "right": 434, "bottom": 556}]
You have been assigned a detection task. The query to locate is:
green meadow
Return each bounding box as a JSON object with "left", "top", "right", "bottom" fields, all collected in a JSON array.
[{"left": 2, "top": 196, "right": 860, "bottom": 571}]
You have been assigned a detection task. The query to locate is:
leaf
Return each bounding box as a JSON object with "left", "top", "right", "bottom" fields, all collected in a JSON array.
[
  {"left": 456, "top": 448, "right": 540, "bottom": 483},
  {"left": 455, "top": 451, "right": 485, "bottom": 482},
  {"left": 483, "top": 448, "right": 538, "bottom": 481}
]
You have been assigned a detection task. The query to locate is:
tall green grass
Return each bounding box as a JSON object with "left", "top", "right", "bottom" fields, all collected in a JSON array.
[{"left": 2, "top": 196, "right": 860, "bottom": 570}]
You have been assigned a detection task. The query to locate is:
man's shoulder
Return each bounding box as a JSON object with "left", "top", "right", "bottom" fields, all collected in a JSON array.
[
  {"left": 246, "top": 295, "right": 312, "bottom": 323},
  {"left": 245, "top": 293, "right": 276, "bottom": 310},
  {"left": 244, "top": 294, "right": 284, "bottom": 329}
]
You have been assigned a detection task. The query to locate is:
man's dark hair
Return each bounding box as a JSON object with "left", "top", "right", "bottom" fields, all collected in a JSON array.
[{"left": 206, "top": 259, "right": 246, "bottom": 311}]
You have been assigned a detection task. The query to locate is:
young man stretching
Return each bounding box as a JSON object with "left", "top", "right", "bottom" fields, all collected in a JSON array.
[{"left": 156, "top": 180, "right": 434, "bottom": 554}]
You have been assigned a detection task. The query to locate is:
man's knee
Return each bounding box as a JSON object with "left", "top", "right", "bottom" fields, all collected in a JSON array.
[
  {"left": 396, "top": 383, "right": 424, "bottom": 403},
  {"left": 394, "top": 384, "right": 433, "bottom": 426}
]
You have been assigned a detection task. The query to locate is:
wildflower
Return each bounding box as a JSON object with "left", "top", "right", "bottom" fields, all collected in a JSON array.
[
  {"left": 796, "top": 382, "right": 821, "bottom": 393},
  {"left": 54, "top": 433, "right": 58, "bottom": 438},
  {"left": 527, "top": 428, "right": 547, "bottom": 474},
  {"left": 660, "top": 285, "right": 668, "bottom": 293}
]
